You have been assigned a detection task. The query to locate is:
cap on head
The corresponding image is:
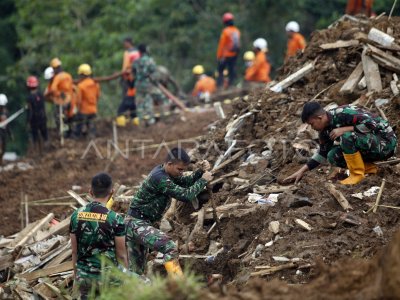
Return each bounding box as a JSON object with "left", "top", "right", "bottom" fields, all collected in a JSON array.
[
  {"left": 253, "top": 38, "right": 268, "bottom": 51},
  {"left": 44, "top": 67, "right": 54, "bottom": 80},
  {"left": 78, "top": 64, "right": 92, "bottom": 76},
  {"left": 222, "top": 12, "right": 234, "bottom": 23},
  {"left": 50, "top": 57, "right": 62, "bottom": 68},
  {"left": 285, "top": 21, "right": 300, "bottom": 33},
  {"left": 192, "top": 65, "right": 204, "bottom": 75},
  {"left": 0, "top": 94, "right": 8, "bottom": 106},
  {"left": 91, "top": 172, "right": 112, "bottom": 198},
  {"left": 26, "top": 76, "right": 39, "bottom": 88},
  {"left": 243, "top": 51, "right": 255, "bottom": 61},
  {"left": 301, "top": 101, "right": 323, "bottom": 123},
  {"left": 166, "top": 147, "right": 191, "bottom": 164}
]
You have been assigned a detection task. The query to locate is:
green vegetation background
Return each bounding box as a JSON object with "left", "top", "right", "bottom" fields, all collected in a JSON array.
[{"left": 0, "top": 0, "right": 396, "bottom": 154}]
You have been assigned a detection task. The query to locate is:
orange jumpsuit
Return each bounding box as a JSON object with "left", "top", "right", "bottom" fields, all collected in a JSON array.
[
  {"left": 286, "top": 33, "right": 306, "bottom": 59},
  {"left": 192, "top": 75, "right": 217, "bottom": 97},
  {"left": 217, "top": 26, "right": 241, "bottom": 59},
  {"left": 245, "top": 51, "right": 271, "bottom": 83},
  {"left": 77, "top": 77, "right": 100, "bottom": 115},
  {"left": 48, "top": 71, "right": 76, "bottom": 117},
  {"left": 346, "top": 0, "right": 373, "bottom": 17}
]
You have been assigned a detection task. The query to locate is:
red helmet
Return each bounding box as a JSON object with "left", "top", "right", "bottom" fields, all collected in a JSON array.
[
  {"left": 26, "top": 76, "right": 39, "bottom": 88},
  {"left": 222, "top": 12, "right": 234, "bottom": 23}
]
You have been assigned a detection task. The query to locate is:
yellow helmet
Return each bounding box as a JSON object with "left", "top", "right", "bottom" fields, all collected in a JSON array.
[
  {"left": 78, "top": 63, "right": 92, "bottom": 76},
  {"left": 192, "top": 65, "right": 204, "bottom": 75},
  {"left": 243, "top": 51, "right": 255, "bottom": 61},
  {"left": 50, "top": 57, "right": 62, "bottom": 68}
]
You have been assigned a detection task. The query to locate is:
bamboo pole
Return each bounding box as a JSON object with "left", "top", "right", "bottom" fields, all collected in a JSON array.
[
  {"left": 373, "top": 179, "right": 386, "bottom": 213},
  {"left": 24, "top": 194, "right": 29, "bottom": 227}
]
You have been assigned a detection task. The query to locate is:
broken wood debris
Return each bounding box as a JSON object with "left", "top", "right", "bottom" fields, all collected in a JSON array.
[
  {"left": 326, "top": 183, "right": 353, "bottom": 211},
  {"left": 320, "top": 39, "right": 359, "bottom": 50}
]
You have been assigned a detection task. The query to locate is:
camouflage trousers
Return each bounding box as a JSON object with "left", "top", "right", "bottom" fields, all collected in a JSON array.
[
  {"left": 135, "top": 85, "right": 168, "bottom": 122},
  {"left": 327, "top": 131, "right": 397, "bottom": 168},
  {"left": 125, "top": 217, "right": 178, "bottom": 275}
]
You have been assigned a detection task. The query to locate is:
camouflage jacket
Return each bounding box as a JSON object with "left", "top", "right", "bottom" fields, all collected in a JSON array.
[
  {"left": 133, "top": 54, "right": 157, "bottom": 87},
  {"left": 70, "top": 201, "right": 126, "bottom": 279},
  {"left": 307, "top": 105, "right": 397, "bottom": 170},
  {"left": 129, "top": 165, "right": 207, "bottom": 223}
]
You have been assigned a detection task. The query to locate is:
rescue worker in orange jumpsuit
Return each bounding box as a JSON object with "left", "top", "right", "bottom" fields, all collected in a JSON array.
[
  {"left": 46, "top": 57, "right": 77, "bottom": 137},
  {"left": 117, "top": 37, "right": 141, "bottom": 127},
  {"left": 244, "top": 38, "right": 271, "bottom": 83},
  {"left": 216, "top": 12, "right": 241, "bottom": 88},
  {"left": 76, "top": 64, "right": 100, "bottom": 138},
  {"left": 285, "top": 21, "right": 306, "bottom": 60},
  {"left": 346, "top": 0, "right": 373, "bottom": 17},
  {"left": 191, "top": 65, "right": 217, "bottom": 103}
]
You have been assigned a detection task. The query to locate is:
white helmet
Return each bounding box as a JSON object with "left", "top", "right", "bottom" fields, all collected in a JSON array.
[
  {"left": 0, "top": 94, "right": 8, "bottom": 106},
  {"left": 253, "top": 38, "right": 268, "bottom": 51},
  {"left": 44, "top": 67, "right": 54, "bottom": 80},
  {"left": 286, "top": 21, "right": 300, "bottom": 32}
]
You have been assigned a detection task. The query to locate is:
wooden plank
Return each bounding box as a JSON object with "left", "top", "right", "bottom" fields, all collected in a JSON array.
[
  {"left": 339, "top": 62, "right": 364, "bottom": 94},
  {"left": 9, "top": 220, "right": 41, "bottom": 248},
  {"left": 362, "top": 47, "right": 382, "bottom": 92},
  {"left": 67, "top": 190, "right": 88, "bottom": 207},
  {"left": 295, "top": 219, "right": 313, "bottom": 231},
  {"left": 367, "top": 44, "right": 400, "bottom": 72},
  {"left": 19, "top": 261, "right": 73, "bottom": 281},
  {"left": 33, "top": 283, "right": 57, "bottom": 300},
  {"left": 13, "top": 213, "right": 54, "bottom": 249},
  {"left": 270, "top": 62, "right": 314, "bottom": 93},
  {"left": 390, "top": 80, "right": 399, "bottom": 96},
  {"left": 45, "top": 249, "right": 72, "bottom": 268},
  {"left": 320, "top": 39, "right": 359, "bottom": 50},
  {"left": 212, "top": 149, "right": 246, "bottom": 173},
  {"left": 35, "top": 217, "right": 70, "bottom": 242},
  {"left": 326, "top": 183, "right": 352, "bottom": 211}
]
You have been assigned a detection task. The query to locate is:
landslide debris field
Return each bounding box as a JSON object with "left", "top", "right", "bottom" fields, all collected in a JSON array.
[{"left": 1, "top": 15, "right": 400, "bottom": 299}]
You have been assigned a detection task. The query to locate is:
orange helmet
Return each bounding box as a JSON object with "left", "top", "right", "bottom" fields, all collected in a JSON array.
[
  {"left": 222, "top": 12, "right": 234, "bottom": 23},
  {"left": 26, "top": 76, "right": 39, "bottom": 88}
]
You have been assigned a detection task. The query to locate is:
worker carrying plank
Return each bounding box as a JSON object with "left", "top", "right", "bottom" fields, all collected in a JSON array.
[
  {"left": 125, "top": 148, "right": 213, "bottom": 276},
  {"left": 284, "top": 102, "right": 397, "bottom": 185},
  {"left": 70, "top": 173, "right": 128, "bottom": 299},
  {"left": 285, "top": 21, "right": 306, "bottom": 60}
]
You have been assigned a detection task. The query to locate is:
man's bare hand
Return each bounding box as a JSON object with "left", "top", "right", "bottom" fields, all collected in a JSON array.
[
  {"left": 199, "top": 160, "right": 211, "bottom": 172},
  {"left": 282, "top": 165, "right": 308, "bottom": 184},
  {"left": 202, "top": 171, "right": 214, "bottom": 182}
]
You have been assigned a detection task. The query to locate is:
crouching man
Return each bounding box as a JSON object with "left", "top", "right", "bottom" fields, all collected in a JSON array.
[{"left": 284, "top": 102, "right": 397, "bottom": 185}]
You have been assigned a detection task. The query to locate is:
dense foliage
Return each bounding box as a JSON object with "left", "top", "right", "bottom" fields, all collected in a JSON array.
[{"left": 0, "top": 0, "right": 397, "bottom": 153}]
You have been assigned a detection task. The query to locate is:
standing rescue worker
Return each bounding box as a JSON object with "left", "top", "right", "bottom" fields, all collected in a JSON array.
[
  {"left": 46, "top": 58, "right": 77, "bottom": 137},
  {"left": 126, "top": 148, "right": 213, "bottom": 276},
  {"left": 76, "top": 64, "right": 100, "bottom": 138},
  {"left": 284, "top": 102, "right": 397, "bottom": 185},
  {"left": 245, "top": 38, "right": 271, "bottom": 83},
  {"left": 192, "top": 65, "right": 217, "bottom": 103},
  {"left": 0, "top": 94, "right": 9, "bottom": 165},
  {"left": 346, "top": 0, "right": 373, "bottom": 17},
  {"left": 70, "top": 173, "right": 128, "bottom": 299},
  {"left": 217, "top": 12, "right": 241, "bottom": 88},
  {"left": 117, "top": 37, "right": 141, "bottom": 127},
  {"left": 285, "top": 21, "right": 306, "bottom": 60},
  {"left": 26, "top": 76, "right": 48, "bottom": 154},
  {"left": 133, "top": 44, "right": 168, "bottom": 126}
]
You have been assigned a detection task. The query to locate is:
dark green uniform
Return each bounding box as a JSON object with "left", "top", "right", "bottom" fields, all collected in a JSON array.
[
  {"left": 133, "top": 54, "right": 168, "bottom": 123},
  {"left": 307, "top": 105, "right": 397, "bottom": 170},
  {"left": 126, "top": 165, "right": 207, "bottom": 274},
  {"left": 70, "top": 201, "right": 126, "bottom": 298}
]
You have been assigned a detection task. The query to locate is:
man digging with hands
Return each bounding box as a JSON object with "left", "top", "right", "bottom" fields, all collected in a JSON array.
[
  {"left": 284, "top": 102, "right": 397, "bottom": 185},
  {"left": 126, "top": 147, "right": 213, "bottom": 276}
]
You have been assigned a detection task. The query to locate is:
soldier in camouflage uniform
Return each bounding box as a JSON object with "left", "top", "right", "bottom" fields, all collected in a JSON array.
[
  {"left": 126, "top": 147, "right": 213, "bottom": 276},
  {"left": 284, "top": 102, "right": 397, "bottom": 185},
  {"left": 133, "top": 44, "right": 169, "bottom": 126},
  {"left": 70, "top": 173, "right": 128, "bottom": 299}
]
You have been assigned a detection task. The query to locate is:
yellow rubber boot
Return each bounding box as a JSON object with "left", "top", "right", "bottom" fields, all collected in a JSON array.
[
  {"left": 164, "top": 260, "right": 183, "bottom": 277},
  {"left": 340, "top": 151, "right": 365, "bottom": 185},
  {"left": 116, "top": 115, "right": 127, "bottom": 127},
  {"left": 364, "top": 162, "right": 378, "bottom": 174},
  {"left": 132, "top": 117, "right": 140, "bottom": 126}
]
